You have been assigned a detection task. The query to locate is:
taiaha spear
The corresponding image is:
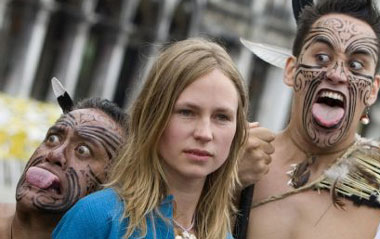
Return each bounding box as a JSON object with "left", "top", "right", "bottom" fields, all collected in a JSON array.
[
  {"left": 51, "top": 77, "right": 74, "bottom": 113},
  {"left": 233, "top": 185, "right": 254, "bottom": 239},
  {"left": 233, "top": 1, "right": 313, "bottom": 238}
]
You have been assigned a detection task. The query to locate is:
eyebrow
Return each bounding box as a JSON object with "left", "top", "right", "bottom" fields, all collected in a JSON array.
[
  {"left": 176, "top": 102, "right": 236, "bottom": 114},
  {"left": 55, "top": 114, "right": 76, "bottom": 128},
  {"left": 346, "top": 40, "right": 378, "bottom": 64},
  {"left": 48, "top": 125, "right": 67, "bottom": 133},
  {"left": 350, "top": 48, "right": 374, "bottom": 61},
  {"left": 311, "top": 36, "right": 335, "bottom": 51}
]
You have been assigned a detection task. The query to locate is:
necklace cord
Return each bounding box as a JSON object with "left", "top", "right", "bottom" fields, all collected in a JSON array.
[{"left": 252, "top": 141, "right": 359, "bottom": 208}]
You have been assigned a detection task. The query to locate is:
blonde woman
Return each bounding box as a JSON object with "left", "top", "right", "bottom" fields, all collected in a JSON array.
[{"left": 53, "top": 38, "right": 248, "bottom": 239}]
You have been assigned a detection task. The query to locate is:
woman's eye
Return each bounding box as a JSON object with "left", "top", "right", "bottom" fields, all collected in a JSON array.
[
  {"left": 349, "top": 60, "right": 364, "bottom": 71},
  {"left": 177, "top": 109, "right": 194, "bottom": 117},
  {"left": 316, "top": 54, "right": 330, "bottom": 65},
  {"left": 216, "top": 114, "right": 230, "bottom": 122},
  {"left": 46, "top": 134, "right": 60, "bottom": 145},
  {"left": 77, "top": 145, "right": 91, "bottom": 157}
]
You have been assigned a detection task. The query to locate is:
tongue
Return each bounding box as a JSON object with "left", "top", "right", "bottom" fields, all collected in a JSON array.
[
  {"left": 26, "top": 167, "right": 59, "bottom": 189},
  {"left": 312, "top": 103, "right": 345, "bottom": 128}
]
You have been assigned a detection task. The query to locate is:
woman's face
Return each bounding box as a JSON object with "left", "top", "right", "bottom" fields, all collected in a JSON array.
[{"left": 158, "top": 69, "right": 239, "bottom": 182}]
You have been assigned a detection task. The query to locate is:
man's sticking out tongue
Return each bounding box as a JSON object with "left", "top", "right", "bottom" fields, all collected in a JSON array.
[
  {"left": 312, "top": 103, "right": 345, "bottom": 128},
  {"left": 26, "top": 166, "right": 59, "bottom": 190}
]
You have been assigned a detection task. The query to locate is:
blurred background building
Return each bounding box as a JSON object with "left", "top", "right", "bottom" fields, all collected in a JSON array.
[{"left": 0, "top": 0, "right": 379, "bottom": 202}]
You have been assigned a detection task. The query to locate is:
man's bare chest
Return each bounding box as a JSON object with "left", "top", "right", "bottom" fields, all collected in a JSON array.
[{"left": 249, "top": 181, "right": 380, "bottom": 239}]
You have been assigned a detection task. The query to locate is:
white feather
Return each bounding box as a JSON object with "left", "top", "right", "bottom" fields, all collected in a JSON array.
[
  {"left": 324, "top": 160, "right": 350, "bottom": 181},
  {"left": 51, "top": 77, "right": 66, "bottom": 97},
  {"left": 355, "top": 134, "right": 380, "bottom": 148},
  {"left": 240, "top": 38, "right": 292, "bottom": 69}
]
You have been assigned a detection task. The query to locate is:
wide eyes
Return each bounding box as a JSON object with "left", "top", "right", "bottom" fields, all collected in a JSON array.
[
  {"left": 76, "top": 145, "right": 92, "bottom": 157},
  {"left": 44, "top": 133, "right": 93, "bottom": 158},
  {"left": 46, "top": 134, "right": 60, "bottom": 146},
  {"left": 349, "top": 60, "right": 364, "bottom": 71},
  {"left": 314, "top": 53, "right": 366, "bottom": 72},
  {"left": 315, "top": 54, "right": 331, "bottom": 65}
]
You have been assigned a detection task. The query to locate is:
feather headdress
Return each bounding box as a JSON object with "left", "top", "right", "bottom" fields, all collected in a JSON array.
[{"left": 51, "top": 77, "right": 74, "bottom": 113}]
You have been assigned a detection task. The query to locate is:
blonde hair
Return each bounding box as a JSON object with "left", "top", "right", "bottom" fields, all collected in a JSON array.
[{"left": 107, "top": 38, "right": 248, "bottom": 239}]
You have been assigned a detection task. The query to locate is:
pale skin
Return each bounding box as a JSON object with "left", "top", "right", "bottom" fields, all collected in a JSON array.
[
  {"left": 0, "top": 108, "right": 125, "bottom": 239},
  {"left": 159, "top": 68, "right": 240, "bottom": 231},
  {"left": 248, "top": 14, "right": 380, "bottom": 239}
]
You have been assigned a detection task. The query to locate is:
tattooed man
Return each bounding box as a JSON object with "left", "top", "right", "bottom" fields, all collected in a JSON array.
[
  {"left": 247, "top": 0, "right": 380, "bottom": 238},
  {"left": 0, "top": 98, "right": 127, "bottom": 239}
]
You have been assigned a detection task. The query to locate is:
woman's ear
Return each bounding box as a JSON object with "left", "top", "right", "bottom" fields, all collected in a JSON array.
[
  {"left": 367, "top": 74, "right": 380, "bottom": 106},
  {"left": 284, "top": 56, "right": 297, "bottom": 87}
]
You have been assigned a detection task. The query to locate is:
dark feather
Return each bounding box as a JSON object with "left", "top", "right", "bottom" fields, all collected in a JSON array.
[
  {"left": 330, "top": 179, "right": 346, "bottom": 209},
  {"left": 290, "top": 155, "right": 316, "bottom": 188}
]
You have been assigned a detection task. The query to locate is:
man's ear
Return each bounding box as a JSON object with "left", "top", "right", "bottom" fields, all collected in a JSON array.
[
  {"left": 284, "top": 56, "right": 297, "bottom": 87},
  {"left": 367, "top": 74, "right": 380, "bottom": 106}
]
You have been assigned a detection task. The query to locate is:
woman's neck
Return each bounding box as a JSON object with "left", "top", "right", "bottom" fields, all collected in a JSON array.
[{"left": 166, "top": 172, "right": 205, "bottom": 229}]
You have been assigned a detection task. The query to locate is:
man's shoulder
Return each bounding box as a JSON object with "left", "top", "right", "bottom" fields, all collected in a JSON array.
[
  {"left": 53, "top": 188, "right": 124, "bottom": 238},
  {"left": 0, "top": 203, "right": 15, "bottom": 219},
  {"left": 0, "top": 203, "right": 15, "bottom": 238}
]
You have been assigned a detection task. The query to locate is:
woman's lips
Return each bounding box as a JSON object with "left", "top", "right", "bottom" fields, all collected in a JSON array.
[{"left": 184, "top": 149, "right": 212, "bottom": 161}]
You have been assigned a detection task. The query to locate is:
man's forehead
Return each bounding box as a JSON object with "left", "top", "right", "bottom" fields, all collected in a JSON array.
[
  {"left": 55, "top": 109, "right": 118, "bottom": 131},
  {"left": 312, "top": 14, "right": 376, "bottom": 38}
]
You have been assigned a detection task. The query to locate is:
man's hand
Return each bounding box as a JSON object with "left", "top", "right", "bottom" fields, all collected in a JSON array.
[{"left": 238, "top": 122, "right": 275, "bottom": 187}]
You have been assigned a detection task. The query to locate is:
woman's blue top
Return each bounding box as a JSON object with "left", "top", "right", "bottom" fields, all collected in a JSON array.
[{"left": 52, "top": 188, "right": 233, "bottom": 239}]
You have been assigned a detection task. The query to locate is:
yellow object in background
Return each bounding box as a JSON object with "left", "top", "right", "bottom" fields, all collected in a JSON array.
[{"left": 0, "top": 93, "right": 61, "bottom": 162}]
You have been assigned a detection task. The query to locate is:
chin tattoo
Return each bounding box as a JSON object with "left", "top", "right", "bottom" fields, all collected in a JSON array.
[
  {"left": 16, "top": 166, "right": 82, "bottom": 213},
  {"left": 33, "top": 167, "right": 81, "bottom": 213}
]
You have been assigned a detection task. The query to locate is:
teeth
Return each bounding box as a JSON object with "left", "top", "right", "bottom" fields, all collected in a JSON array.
[{"left": 320, "top": 91, "right": 344, "bottom": 102}]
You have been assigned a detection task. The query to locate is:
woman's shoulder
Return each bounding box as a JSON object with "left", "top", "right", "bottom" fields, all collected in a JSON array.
[
  {"left": 74, "top": 188, "right": 123, "bottom": 215},
  {"left": 52, "top": 188, "right": 124, "bottom": 238},
  {"left": 80, "top": 188, "right": 120, "bottom": 204}
]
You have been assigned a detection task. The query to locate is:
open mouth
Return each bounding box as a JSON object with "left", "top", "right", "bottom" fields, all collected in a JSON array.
[
  {"left": 47, "top": 179, "right": 62, "bottom": 194},
  {"left": 25, "top": 167, "right": 62, "bottom": 195},
  {"left": 311, "top": 90, "right": 346, "bottom": 129}
]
